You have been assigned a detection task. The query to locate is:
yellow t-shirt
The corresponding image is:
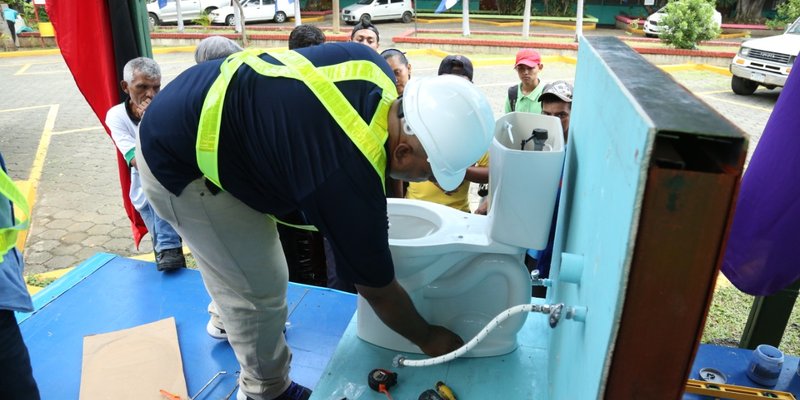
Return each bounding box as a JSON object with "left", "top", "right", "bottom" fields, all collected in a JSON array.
[{"left": 406, "top": 153, "right": 489, "bottom": 212}]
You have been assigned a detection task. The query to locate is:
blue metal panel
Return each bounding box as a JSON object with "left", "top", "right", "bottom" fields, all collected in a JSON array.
[
  {"left": 19, "top": 254, "right": 357, "bottom": 399},
  {"left": 546, "top": 35, "right": 657, "bottom": 400}
]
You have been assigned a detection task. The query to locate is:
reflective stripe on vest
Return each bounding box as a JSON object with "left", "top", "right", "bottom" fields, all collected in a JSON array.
[
  {"left": 196, "top": 48, "right": 398, "bottom": 192},
  {"left": 0, "top": 168, "right": 29, "bottom": 262}
]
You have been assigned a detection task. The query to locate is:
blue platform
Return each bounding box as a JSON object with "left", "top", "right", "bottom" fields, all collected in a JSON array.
[
  {"left": 18, "top": 253, "right": 357, "bottom": 399},
  {"left": 19, "top": 254, "right": 800, "bottom": 399}
]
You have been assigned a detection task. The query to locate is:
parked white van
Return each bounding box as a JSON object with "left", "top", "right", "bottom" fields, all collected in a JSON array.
[
  {"left": 729, "top": 16, "right": 800, "bottom": 95},
  {"left": 341, "top": 0, "right": 414, "bottom": 25},
  {"left": 147, "top": 0, "right": 231, "bottom": 25},
  {"left": 210, "top": 0, "right": 295, "bottom": 24}
]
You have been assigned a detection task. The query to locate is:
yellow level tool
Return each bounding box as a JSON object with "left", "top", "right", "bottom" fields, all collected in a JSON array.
[{"left": 685, "top": 379, "right": 796, "bottom": 400}]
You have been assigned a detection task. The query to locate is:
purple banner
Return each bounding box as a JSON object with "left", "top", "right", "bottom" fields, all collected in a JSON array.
[{"left": 721, "top": 52, "right": 800, "bottom": 296}]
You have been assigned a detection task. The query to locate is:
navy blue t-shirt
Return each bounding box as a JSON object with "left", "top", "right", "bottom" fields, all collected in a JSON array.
[{"left": 139, "top": 42, "right": 396, "bottom": 287}]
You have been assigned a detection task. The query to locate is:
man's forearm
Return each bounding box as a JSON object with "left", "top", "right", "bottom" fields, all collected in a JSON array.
[
  {"left": 465, "top": 166, "right": 488, "bottom": 184},
  {"left": 355, "top": 279, "right": 430, "bottom": 344}
]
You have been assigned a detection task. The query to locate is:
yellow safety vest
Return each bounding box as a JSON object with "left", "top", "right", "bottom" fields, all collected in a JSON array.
[
  {"left": 195, "top": 49, "right": 398, "bottom": 231},
  {"left": 0, "top": 167, "right": 29, "bottom": 262}
]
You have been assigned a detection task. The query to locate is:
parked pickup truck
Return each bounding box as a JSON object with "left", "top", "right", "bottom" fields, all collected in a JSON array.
[{"left": 730, "top": 16, "right": 800, "bottom": 95}]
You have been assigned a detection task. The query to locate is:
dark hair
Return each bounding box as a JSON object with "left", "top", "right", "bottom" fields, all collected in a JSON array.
[
  {"left": 380, "top": 49, "right": 408, "bottom": 65},
  {"left": 288, "top": 24, "right": 326, "bottom": 50},
  {"left": 350, "top": 21, "right": 380, "bottom": 43}
]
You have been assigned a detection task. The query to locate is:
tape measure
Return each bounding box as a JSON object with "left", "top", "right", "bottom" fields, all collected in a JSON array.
[{"left": 368, "top": 369, "right": 398, "bottom": 394}]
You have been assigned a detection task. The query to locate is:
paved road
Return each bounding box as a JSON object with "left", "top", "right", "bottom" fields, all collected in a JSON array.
[{"left": 0, "top": 28, "right": 780, "bottom": 275}]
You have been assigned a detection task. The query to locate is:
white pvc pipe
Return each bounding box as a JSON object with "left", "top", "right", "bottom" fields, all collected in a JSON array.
[{"left": 575, "top": 0, "right": 584, "bottom": 41}]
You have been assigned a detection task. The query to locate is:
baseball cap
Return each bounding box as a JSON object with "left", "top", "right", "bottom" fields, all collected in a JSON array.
[
  {"left": 438, "top": 55, "right": 474, "bottom": 82},
  {"left": 514, "top": 49, "right": 542, "bottom": 68},
  {"left": 539, "top": 80, "right": 573, "bottom": 103}
]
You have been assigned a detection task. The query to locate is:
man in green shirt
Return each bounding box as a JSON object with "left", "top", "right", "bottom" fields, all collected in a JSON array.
[{"left": 504, "top": 49, "right": 545, "bottom": 114}]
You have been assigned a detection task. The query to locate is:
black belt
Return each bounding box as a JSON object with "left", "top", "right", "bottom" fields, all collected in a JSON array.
[{"left": 203, "top": 178, "right": 221, "bottom": 195}]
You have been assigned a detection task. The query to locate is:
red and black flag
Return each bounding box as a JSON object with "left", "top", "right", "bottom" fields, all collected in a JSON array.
[{"left": 47, "top": 0, "right": 152, "bottom": 247}]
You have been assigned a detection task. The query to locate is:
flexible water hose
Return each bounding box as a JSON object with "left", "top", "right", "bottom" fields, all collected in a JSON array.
[{"left": 394, "top": 303, "right": 548, "bottom": 368}]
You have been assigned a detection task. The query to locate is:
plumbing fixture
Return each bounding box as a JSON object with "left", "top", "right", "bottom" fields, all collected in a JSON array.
[
  {"left": 560, "top": 252, "right": 584, "bottom": 284},
  {"left": 520, "top": 128, "right": 549, "bottom": 151},
  {"left": 504, "top": 121, "right": 514, "bottom": 144},
  {"left": 531, "top": 269, "right": 552, "bottom": 287},
  {"left": 393, "top": 302, "right": 586, "bottom": 368}
]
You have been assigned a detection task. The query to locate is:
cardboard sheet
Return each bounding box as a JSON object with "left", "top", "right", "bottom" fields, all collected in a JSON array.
[{"left": 79, "top": 317, "right": 188, "bottom": 400}]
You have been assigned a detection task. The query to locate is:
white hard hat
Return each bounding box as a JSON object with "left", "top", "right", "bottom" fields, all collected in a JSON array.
[{"left": 402, "top": 75, "right": 495, "bottom": 191}]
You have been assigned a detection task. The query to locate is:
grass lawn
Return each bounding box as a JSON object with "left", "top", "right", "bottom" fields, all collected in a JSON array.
[{"left": 704, "top": 277, "right": 800, "bottom": 356}]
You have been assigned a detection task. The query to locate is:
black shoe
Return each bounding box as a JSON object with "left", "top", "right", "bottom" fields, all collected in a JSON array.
[
  {"left": 274, "top": 382, "right": 312, "bottom": 400},
  {"left": 239, "top": 382, "right": 311, "bottom": 400},
  {"left": 155, "top": 248, "right": 186, "bottom": 272}
]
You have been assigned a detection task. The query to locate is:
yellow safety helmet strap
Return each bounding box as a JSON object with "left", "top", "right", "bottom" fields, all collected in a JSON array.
[{"left": 0, "top": 168, "right": 29, "bottom": 262}]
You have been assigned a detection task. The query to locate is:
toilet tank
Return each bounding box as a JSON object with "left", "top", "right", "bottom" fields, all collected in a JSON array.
[{"left": 488, "top": 112, "right": 565, "bottom": 250}]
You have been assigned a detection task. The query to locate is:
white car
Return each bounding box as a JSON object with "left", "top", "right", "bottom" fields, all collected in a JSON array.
[
  {"left": 210, "top": 0, "right": 295, "bottom": 25},
  {"left": 147, "top": 0, "right": 231, "bottom": 25},
  {"left": 730, "top": 16, "right": 800, "bottom": 95},
  {"left": 341, "top": 0, "right": 414, "bottom": 25},
  {"left": 643, "top": 5, "right": 722, "bottom": 37}
]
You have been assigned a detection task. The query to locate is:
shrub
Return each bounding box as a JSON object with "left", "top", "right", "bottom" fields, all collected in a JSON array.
[
  {"left": 659, "top": 0, "right": 721, "bottom": 49},
  {"left": 496, "top": 0, "right": 525, "bottom": 15},
  {"left": 194, "top": 11, "right": 212, "bottom": 29},
  {"left": 766, "top": 0, "right": 800, "bottom": 30}
]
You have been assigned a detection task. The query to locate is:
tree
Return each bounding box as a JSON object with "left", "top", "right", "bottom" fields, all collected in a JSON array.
[
  {"left": 734, "top": 0, "right": 768, "bottom": 22},
  {"left": 716, "top": 0, "right": 737, "bottom": 19},
  {"left": 660, "top": 0, "right": 721, "bottom": 49},
  {"left": 766, "top": 0, "right": 800, "bottom": 29}
]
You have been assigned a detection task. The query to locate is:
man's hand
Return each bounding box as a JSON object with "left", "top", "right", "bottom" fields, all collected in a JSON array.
[
  {"left": 132, "top": 97, "right": 152, "bottom": 119},
  {"left": 355, "top": 279, "right": 464, "bottom": 357},
  {"left": 418, "top": 325, "right": 464, "bottom": 357},
  {"left": 130, "top": 158, "right": 138, "bottom": 169}
]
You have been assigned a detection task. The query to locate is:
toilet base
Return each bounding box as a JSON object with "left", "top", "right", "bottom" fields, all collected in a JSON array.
[{"left": 356, "top": 253, "right": 532, "bottom": 357}]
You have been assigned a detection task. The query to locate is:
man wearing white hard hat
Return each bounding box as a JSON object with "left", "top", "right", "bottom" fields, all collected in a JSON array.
[{"left": 136, "top": 42, "right": 494, "bottom": 400}]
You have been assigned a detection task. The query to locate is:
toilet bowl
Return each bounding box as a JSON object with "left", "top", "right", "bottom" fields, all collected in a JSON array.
[{"left": 357, "top": 112, "right": 566, "bottom": 357}]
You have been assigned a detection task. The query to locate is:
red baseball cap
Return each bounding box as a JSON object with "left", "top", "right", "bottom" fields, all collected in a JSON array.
[{"left": 515, "top": 49, "right": 542, "bottom": 68}]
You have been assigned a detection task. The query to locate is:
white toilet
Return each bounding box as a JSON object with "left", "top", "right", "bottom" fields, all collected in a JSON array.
[{"left": 357, "top": 112, "right": 567, "bottom": 357}]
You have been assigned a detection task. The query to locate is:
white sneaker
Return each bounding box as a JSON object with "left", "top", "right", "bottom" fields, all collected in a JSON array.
[{"left": 206, "top": 320, "right": 228, "bottom": 340}]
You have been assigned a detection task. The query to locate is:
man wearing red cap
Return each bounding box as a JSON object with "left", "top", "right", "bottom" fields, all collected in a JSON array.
[{"left": 504, "top": 49, "right": 545, "bottom": 114}]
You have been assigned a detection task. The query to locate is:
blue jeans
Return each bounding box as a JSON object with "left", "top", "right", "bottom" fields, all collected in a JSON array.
[{"left": 138, "top": 201, "right": 182, "bottom": 253}]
